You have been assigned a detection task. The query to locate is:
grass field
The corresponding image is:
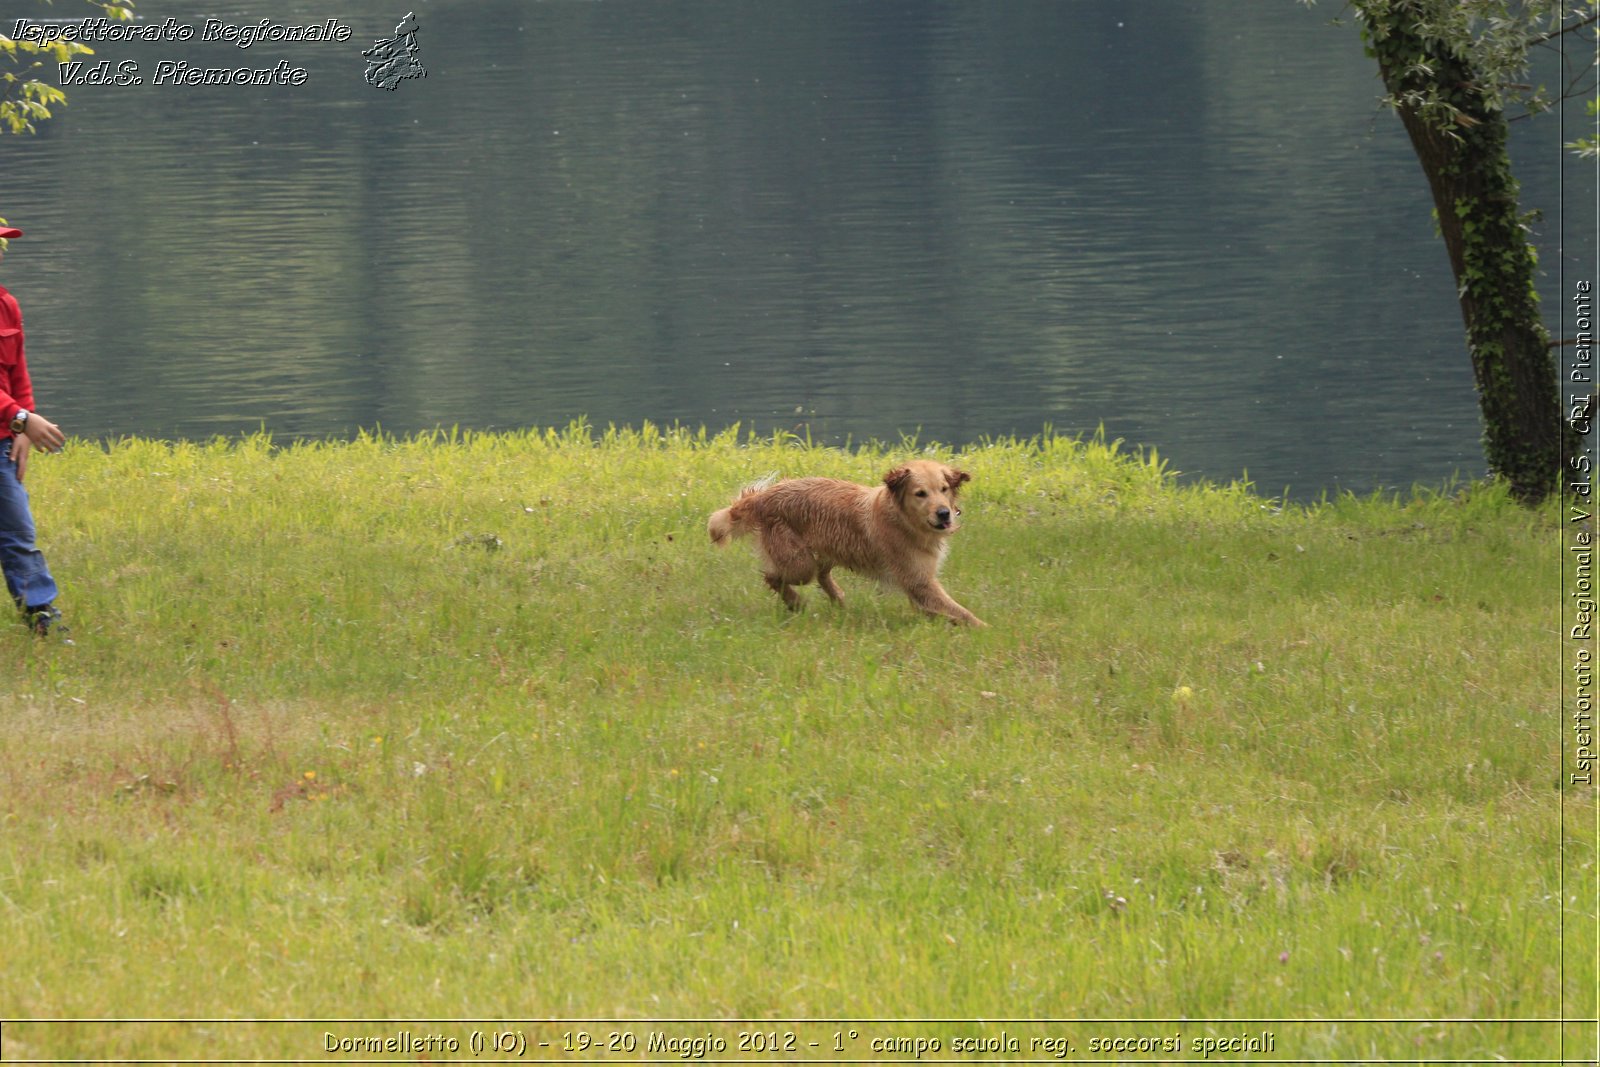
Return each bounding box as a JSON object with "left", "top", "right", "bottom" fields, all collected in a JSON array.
[{"left": 0, "top": 425, "right": 1591, "bottom": 1063}]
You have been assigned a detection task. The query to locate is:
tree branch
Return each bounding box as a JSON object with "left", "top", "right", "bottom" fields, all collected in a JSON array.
[{"left": 1533, "top": 9, "right": 1600, "bottom": 44}]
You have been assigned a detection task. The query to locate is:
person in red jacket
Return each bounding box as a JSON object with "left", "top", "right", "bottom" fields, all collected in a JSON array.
[{"left": 0, "top": 222, "right": 68, "bottom": 636}]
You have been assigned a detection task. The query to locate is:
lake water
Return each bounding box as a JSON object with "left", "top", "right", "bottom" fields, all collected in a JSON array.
[{"left": 3, "top": 0, "right": 1594, "bottom": 496}]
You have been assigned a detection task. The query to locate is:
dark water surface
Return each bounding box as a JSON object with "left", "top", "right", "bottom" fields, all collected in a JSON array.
[{"left": 3, "top": 0, "right": 1594, "bottom": 496}]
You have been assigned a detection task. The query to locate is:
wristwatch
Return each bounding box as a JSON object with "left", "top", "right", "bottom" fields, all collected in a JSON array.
[{"left": 8, "top": 410, "right": 27, "bottom": 435}]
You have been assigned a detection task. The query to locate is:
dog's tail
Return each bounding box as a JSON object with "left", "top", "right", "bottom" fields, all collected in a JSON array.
[
  {"left": 707, "top": 472, "right": 777, "bottom": 547},
  {"left": 707, "top": 504, "right": 742, "bottom": 546}
]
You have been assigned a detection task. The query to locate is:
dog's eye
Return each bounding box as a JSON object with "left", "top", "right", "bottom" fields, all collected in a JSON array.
[{"left": 915, "top": 489, "right": 928, "bottom": 497}]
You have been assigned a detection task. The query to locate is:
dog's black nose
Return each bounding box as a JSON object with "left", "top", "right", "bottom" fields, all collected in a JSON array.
[{"left": 935, "top": 506, "right": 952, "bottom": 524}]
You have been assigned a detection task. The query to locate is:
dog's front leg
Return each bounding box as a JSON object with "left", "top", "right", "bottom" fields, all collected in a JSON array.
[{"left": 907, "top": 580, "right": 985, "bottom": 627}]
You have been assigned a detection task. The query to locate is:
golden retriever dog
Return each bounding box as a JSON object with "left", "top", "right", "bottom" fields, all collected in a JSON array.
[{"left": 708, "top": 459, "right": 984, "bottom": 626}]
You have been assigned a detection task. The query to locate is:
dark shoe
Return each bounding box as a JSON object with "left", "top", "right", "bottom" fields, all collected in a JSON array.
[{"left": 25, "top": 605, "right": 66, "bottom": 638}]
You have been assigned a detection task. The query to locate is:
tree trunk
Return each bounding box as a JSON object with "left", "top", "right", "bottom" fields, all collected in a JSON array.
[{"left": 1364, "top": 5, "right": 1577, "bottom": 504}]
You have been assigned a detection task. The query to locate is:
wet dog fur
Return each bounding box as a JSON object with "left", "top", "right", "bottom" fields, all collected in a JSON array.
[{"left": 707, "top": 460, "right": 984, "bottom": 626}]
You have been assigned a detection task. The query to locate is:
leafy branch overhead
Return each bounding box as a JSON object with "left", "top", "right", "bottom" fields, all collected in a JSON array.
[
  {"left": 0, "top": 0, "right": 134, "bottom": 135},
  {"left": 1309, "top": 1, "right": 1598, "bottom": 151},
  {"left": 1574, "top": 98, "right": 1600, "bottom": 159}
]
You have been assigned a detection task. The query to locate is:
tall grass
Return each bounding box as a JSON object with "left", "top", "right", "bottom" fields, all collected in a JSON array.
[{"left": 0, "top": 425, "right": 1587, "bottom": 1062}]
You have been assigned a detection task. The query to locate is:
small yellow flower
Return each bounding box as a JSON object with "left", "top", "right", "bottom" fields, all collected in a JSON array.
[
  {"left": 303, "top": 770, "right": 317, "bottom": 781},
  {"left": 1172, "top": 686, "right": 1195, "bottom": 703}
]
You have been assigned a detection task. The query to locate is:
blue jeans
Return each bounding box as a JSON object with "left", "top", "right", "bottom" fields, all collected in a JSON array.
[{"left": 0, "top": 439, "right": 58, "bottom": 610}]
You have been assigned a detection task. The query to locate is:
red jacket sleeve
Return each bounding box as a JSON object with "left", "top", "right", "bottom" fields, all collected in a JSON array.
[{"left": 0, "top": 286, "right": 34, "bottom": 433}]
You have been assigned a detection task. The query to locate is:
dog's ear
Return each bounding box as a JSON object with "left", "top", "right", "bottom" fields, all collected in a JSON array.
[
  {"left": 946, "top": 468, "right": 971, "bottom": 492},
  {"left": 883, "top": 466, "right": 912, "bottom": 496}
]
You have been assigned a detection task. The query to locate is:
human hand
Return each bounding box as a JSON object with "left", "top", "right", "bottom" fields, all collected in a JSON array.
[
  {"left": 22, "top": 411, "right": 64, "bottom": 454},
  {"left": 10, "top": 433, "right": 28, "bottom": 482}
]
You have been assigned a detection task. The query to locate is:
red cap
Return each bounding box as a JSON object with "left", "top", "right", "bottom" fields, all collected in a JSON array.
[{"left": 0, "top": 227, "right": 20, "bottom": 239}]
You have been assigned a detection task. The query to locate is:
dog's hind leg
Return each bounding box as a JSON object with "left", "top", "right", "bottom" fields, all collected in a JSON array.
[
  {"left": 817, "top": 566, "right": 845, "bottom": 606},
  {"left": 758, "top": 521, "right": 816, "bottom": 612},
  {"left": 764, "top": 573, "right": 804, "bottom": 611}
]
